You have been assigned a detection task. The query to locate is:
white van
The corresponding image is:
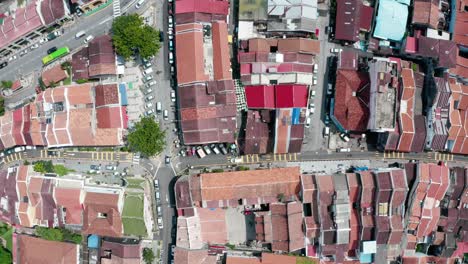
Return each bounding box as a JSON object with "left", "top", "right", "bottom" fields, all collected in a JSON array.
[
  {"left": 340, "top": 133, "right": 350, "bottom": 142},
  {"left": 135, "top": 0, "right": 145, "bottom": 8},
  {"left": 323, "top": 126, "right": 330, "bottom": 137},
  {"left": 163, "top": 110, "right": 168, "bottom": 120},
  {"left": 156, "top": 102, "right": 162, "bottom": 112},
  {"left": 75, "top": 31, "right": 86, "bottom": 39},
  {"left": 143, "top": 67, "right": 153, "bottom": 75},
  {"left": 196, "top": 147, "right": 206, "bottom": 158}
]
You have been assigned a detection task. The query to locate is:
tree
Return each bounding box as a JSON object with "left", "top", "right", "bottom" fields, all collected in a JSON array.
[
  {"left": 1, "top": 80, "right": 13, "bottom": 89},
  {"left": 35, "top": 227, "right": 82, "bottom": 244},
  {"left": 53, "top": 165, "right": 73, "bottom": 176},
  {"left": 142, "top": 248, "right": 155, "bottom": 264},
  {"left": 0, "top": 246, "right": 12, "bottom": 264},
  {"left": 0, "top": 97, "right": 5, "bottom": 117},
  {"left": 112, "top": 14, "right": 161, "bottom": 59},
  {"left": 36, "top": 227, "right": 63, "bottom": 241},
  {"left": 127, "top": 117, "right": 165, "bottom": 157},
  {"left": 33, "top": 160, "right": 54, "bottom": 173}
]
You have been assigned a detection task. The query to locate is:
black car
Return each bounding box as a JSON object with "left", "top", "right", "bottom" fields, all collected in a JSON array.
[
  {"left": 0, "top": 61, "right": 7, "bottom": 69},
  {"left": 159, "top": 31, "right": 164, "bottom": 41},
  {"left": 47, "top": 47, "right": 57, "bottom": 54}
]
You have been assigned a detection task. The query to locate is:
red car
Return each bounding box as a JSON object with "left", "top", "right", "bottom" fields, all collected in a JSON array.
[{"left": 315, "top": 28, "right": 320, "bottom": 37}]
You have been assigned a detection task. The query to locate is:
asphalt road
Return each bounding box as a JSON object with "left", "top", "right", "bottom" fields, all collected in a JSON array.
[{"left": 174, "top": 150, "right": 467, "bottom": 171}]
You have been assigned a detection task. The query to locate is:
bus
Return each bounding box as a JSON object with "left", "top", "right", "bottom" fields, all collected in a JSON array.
[{"left": 42, "top": 46, "right": 70, "bottom": 65}]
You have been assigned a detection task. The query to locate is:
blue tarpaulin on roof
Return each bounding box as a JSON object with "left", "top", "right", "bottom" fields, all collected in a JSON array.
[
  {"left": 88, "top": 235, "right": 100, "bottom": 249},
  {"left": 360, "top": 253, "right": 373, "bottom": 263},
  {"left": 373, "top": 0, "right": 409, "bottom": 42},
  {"left": 119, "top": 83, "right": 128, "bottom": 106},
  {"left": 292, "top": 108, "right": 300, "bottom": 125}
]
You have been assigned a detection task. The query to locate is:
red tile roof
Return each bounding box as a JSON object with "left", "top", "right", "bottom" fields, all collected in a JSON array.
[
  {"left": 95, "top": 84, "right": 119, "bottom": 107},
  {"left": 96, "top": 107, "right": 123, "bottom": 129},
  {"left": 18, "top": 235, "right": 79, "bottom": 264},
  {"left": 176, "top": 23, "right": 209, "bottom": 85},
  {"left": 287, "top": 202, "right": 304, "bottom": 252},
  {"left": 88, "top": 35, "right": 117, "bottom": 77},
  {"left": 453, "top": 0, "right": 468, "bottom": 48},
  {"left": 193, "top": 167, "right": 301, "bottom": 202},
  {"left": 334, "top": 70, "right": 370, "bottom": 131},
  {"left": 212, "top": 21, "right": 231, "bottom": 81},
  {"left": 41, "top": 65, "right": 68, "bottom": 87},
  {"left": 397, "top": 68, "right": 416, "bottom": 152},
  {"left": 82, "top": 191, "right": 123, "bottom": 237},
  {"left": 243, "top": 110, "right": 271, "bottom": 154},
  {"left": 54, "top": 187, "right": 82, "bottom": 225},
  {"left": 40, "top": 0, "right": 66, "bottom": 25},
  {"left": 0, "top": 3, "right": 43, "bottom": 50},
  {"left": 277, "top": 38, "right": 320, "bottom": 55},
  {"left": 175, "top": 0, "right": 229, "bottom": 15}
]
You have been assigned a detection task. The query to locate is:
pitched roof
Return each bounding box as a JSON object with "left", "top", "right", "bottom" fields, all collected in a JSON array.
[
  {"left": 192, "top": 167, "right": 301, "bottom": 202},
  {"left": 175, "top": 23, "right": 208, "bottom": 85},
  {"left": 397, "top": 68, "right": 416, "bottom": 152},
  {"left": 277, "top": 38, "right": 320, "bottom": 55},
  {"left": 40, "top": 0, "right": 66, "bottom": 25},
  {"left": 95, "top": 84, "right": 119, "bottom": 107},
  {"left": 333, "top": 70, "right": 370, "bottom": 131},
  {"left": 243, "top": 110, "right": 271, "bottom": 154},
  {"left": 54, "top": 187, "right": 82, "bottom": 225},
  {"left": 0, "top": 3, "right": 43, "bottom": 50},
  {"left": 245, "top": 85, "right": 276, "bottom": 109},
  {"left": 82, "top": 191, "right": 123, "bottom": 237},
  {"left": 175, "top": 0, "right": 229, "bottom": 15},
  {"left": 335, "top": 0, "right": 373, "bottom": 42},
  {"left": 41, "top": 65, "right": 68, "bottom": 87},
  {"left": 212, "top": 21, "right": 231, "bottom": 81},
  {"left": 88, "top": 35, "right": 116, "bottom": 77},
  {"left": 17, "top": 235, "right": 79, "bottom": 264},
  {"left": 174, "top": 248, "right": 217, "bottom": 264},
  {"left": 100, "top": 240, "right": 141, "bottom": 260}
]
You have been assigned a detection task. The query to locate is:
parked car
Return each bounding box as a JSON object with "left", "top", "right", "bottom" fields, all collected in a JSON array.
[
  {"left": 145, "top": 109, "right": 155, "bottom": 116},
  {"left": 157, "top": 206, "right": 162, "bottom": 215},
  {"left": 145, "top": 102, "right": 153, "bottom": 109},
  {"left": 145, "top": 95, "right": 154, "bottom": 101},
  {"left": 159, "top": 31, "right": 164, "bottom": 41},
  {"left": 106, "top": 165, "right": 117, "bottom": 170},
  {"left": 310, "top": 90, "right": 316, "bottom": 98},
  {"left": 218, "top": 144, "right": 228, "bottom": 155},
  {"left": 165, "top": 155, "right": 171, "bottom": 164},
  {"left": 30, "top": 43, "right": 39, "bottom": 50},
  {"left": 305, "top": 117, "right": 311, "bottom": 128},
  {"left": 313, "top": 64, "right": 318, "bottom": 74},
  {"left": 144, "top": 88, "right": 153, "bottom": 95},
  {"left": 154, "top": 179, "right": 159, "bottom": 189},
  {"left": 168, "top": 40, "right": 174, "bottom": 51},
  {"left": 47, "top": 46, "right": 57, "bottom": 54},
  {"left": 144, "top": 61, "right": 152, "bottom": 68},
  {"left": 203, "top": 145, "right": 212, "bottom": 155},
  {"left": 145, "top": 81, "right": 156, "bottom": 88},
  {"left": 170, "top": 90, "right": 176, "bottom": 102},
  {"left": 157, "top": 217, "right": 163, "bottom": 229},
  {"left": 163, "top": 110, "right": 169, "bottom": 120},
  {"left": 210, "top": 144, "right": 221, "bottom": 154},
  {"left": 90, "top": 165, "right": 101, "bottom": 170},
  {"left": 14, "top": 146, "right": 25, "bottom": 153},
  {"left": 0, "top": 62, "right": 7, "bottom": 69},
  {"left": 144, "top": 75, "right": 153, "bottom": 82},
  {"left": 340, "top": 133, "right": 350, "bottom": 142}
]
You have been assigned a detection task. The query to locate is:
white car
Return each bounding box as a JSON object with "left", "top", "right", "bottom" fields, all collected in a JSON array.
[
  {"left": 330, "top": 48, "right": 343, "bottom": 53},
  {"left": 39, "top": 38, "right": 47, "bottom": 44},
  {"left": 145, "top": 95, "right": 154, "bottom": 101},
  {"left": 144, "top": 88, "right": 153, "bottom": 95},
  {"left": 305, "top": 117, "right": 311, "bottom": 128},
  {"left": 84, "top": 35, "right": 94, "bottom": 44},
  {"left": 157, "top": 217, "right": 163, "bottom": 229},
  {"left": 144, "top": 75, "right": 153, "bottom": 82},
  {"left": 170, "top": 90, "right": 176, "bottom": 102},
  {"left": 30, "top": 44, "right": 39, "bottom": 50},
  {"left": 145, "top": 109, "right": 155, "bottom": 116},
  {"left": 145, "top": 102, "right": 153, "bottom": 109},
  {"left": 145, "top": 81, "right": 156, "bottom": 88}
]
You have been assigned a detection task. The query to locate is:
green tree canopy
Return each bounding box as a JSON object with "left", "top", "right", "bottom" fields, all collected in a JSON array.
[
  {"left": 33, "top": 160, "right": 54, "bottom": 174},
  {"left": 112, "top": 14, "right": 161, "bottom": 59},
  {"left": 142, "top": 248, "right": 155, "bottom": 264},
  {"left": 127, "top": 117, "right": 165, "bottom": 157},
  {"left": 35, "top": 227, "right": 82, "bottom": 244},
  {"left": 0, "top": 246, "right": 12, "bottom": 264},
  {"left": 0, "top": 97, "right": 5, "bottom": 117},
  {"left": 1, "top": 80, "right": 13, "bottom": 89}
]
